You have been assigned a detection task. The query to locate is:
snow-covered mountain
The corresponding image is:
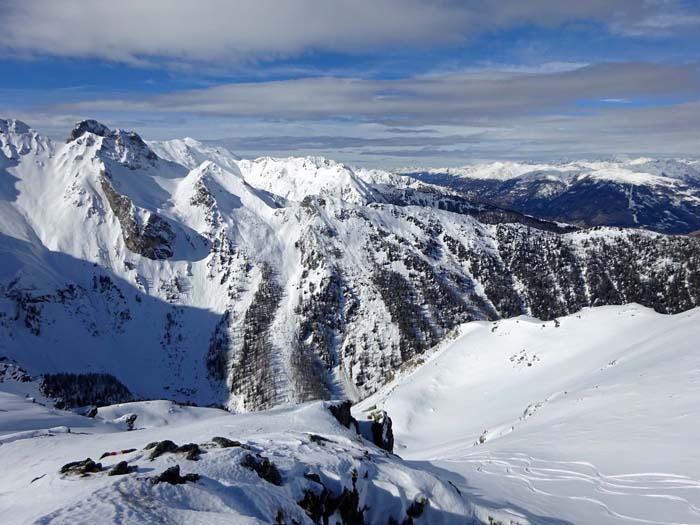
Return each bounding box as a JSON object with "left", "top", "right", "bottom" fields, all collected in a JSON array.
[
  {"left": 2, "top": 118, "right": 700, "bottom": 413},
  {"left": 401, "top": 159, "right": 700, "bottom": 234},
  {"left": 357, "top": 304, "right": 700, "bottom": 525}
]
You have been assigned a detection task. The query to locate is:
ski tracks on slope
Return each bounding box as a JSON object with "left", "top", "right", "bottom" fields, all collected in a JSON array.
[{"left": 448, "top": 452, "right": 700, "bottom": 524}]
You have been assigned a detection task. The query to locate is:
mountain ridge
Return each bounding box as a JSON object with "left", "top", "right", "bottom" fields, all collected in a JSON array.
[
  {"left": 1, "top": 118, "right": 699, "bottom": 412},
  {"left": 400, "top": 159, "right": 700, "bottom": 234}
]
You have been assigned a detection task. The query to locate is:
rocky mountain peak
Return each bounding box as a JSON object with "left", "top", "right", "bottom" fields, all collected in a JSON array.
[
  {"left": 0, "top": 118, "right": 31, "bottom": 136},
  {"left": 1, "top": 118, "right": 49, "bottom": 161},
  {"left": 68, "top": 119, "right": 113, "bottom": 141}
]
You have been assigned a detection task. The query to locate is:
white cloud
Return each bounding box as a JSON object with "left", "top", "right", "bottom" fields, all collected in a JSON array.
[
  {"left": 0, "top": 0, "right": 469, "bottom": 65},
  {"left": 56, "top": 63, "right": 700, "bottom": 124},
  {"left": 1, "top": 1, "right": 698, "bottom": 66},
  {"left": 14, "top": 62, "right": 694, "bottom": 166}
]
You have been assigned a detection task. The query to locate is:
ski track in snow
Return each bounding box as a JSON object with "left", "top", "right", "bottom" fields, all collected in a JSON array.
[
  {"left": 450, "top": 453, "right": 700, "bottom": 525},
  {"left": 358, "top": 305, "right": 700, "bottom": 525}
]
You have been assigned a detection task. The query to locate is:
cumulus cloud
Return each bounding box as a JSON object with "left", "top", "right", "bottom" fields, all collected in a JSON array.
[{"left": 0, "top": 0, "right": 698, "bottom": 65}]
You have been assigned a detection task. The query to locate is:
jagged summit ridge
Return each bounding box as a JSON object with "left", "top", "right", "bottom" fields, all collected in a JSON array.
[
  {"left": 68, "top": 119, "right": 113, "bottom": 141},
  {"left": 1, "top": 118, "right": 50, "bottom": 162},
  {"left": 1, "top": 117, "right": 31, "bottom": 136}
]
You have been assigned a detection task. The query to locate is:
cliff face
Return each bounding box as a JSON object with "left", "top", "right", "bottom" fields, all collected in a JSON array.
[
  {"left": 2, "top": 119, "right": 699, "bottom": 411},
  {"left": 99, "top": 175, "right": 175, "bottom": 260}
]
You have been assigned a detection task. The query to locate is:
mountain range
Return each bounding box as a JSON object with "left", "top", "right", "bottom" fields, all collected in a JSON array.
[
  {"left": 1, "top": 117, "right": 699, "bottom": 413},
  {"left": 400, "top": 159, "right": 700, "bottom": 234}
]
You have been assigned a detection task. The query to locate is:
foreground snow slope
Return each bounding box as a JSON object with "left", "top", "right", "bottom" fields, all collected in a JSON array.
[
  {"left": 357, "top": 305, "right": 700, "bottom": 525},
  {"left": 0, "top": 398, "right": 471, "bottom": 524}
]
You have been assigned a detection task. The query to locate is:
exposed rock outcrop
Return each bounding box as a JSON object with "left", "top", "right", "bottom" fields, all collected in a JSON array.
[
  {"left": 150, "top": 465, "right": 200, "bottom": 485},
  {"left": 100, "top": 175, "right": 175, "bottom": 260},
  {"left": 241, "top": 453, "right": 283, "bottom": 486}
]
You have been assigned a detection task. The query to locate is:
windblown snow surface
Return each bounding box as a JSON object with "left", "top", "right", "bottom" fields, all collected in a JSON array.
[
  {"left": 0, "top": 396, "right": 470, "bottom": 524},
  {"left": 356, "top": 304, "right": 700, "bottom": 525}
]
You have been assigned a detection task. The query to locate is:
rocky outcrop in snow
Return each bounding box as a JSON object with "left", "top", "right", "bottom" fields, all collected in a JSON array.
[
  {"left": 0, "top": 398, "right": 470, "bottom": 524},
  {"left": 99, "top": 175, "right": 175, "bottom": 259}
]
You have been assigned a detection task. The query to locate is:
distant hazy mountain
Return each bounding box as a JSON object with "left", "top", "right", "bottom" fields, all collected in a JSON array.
[
  {"left": 400, "top": 159, "right": 700, "bottom": 234},
  {"left": 1, "top": 118, "right": 699, "bottom": 412}
]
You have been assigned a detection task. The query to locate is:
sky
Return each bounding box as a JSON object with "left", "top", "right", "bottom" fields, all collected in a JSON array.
[{"left": 1, "top": 0, "right": 699, "bottom": 167}]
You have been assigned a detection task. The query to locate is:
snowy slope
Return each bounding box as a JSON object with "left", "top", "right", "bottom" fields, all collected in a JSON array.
[
  {"left": 402, "top": 159, "right": 700, "bottom": 233},
  {"left": 1, "top": 117, "right": 700, "bottom": 414},
  {"left": 0, "top": 397, "right": 470, "bottom": 524},
  {"left": 357, "top": 304, "right": 700, "bottom": 525}
]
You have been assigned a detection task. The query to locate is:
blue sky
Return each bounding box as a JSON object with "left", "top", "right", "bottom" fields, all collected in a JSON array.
[{"left": 1, "top": 0, "right": 699, "bottom": 167}]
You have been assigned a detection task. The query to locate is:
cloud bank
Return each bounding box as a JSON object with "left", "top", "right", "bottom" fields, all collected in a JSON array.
[{"left": 1, "top": 1, "right": 698, "bottom": 65}]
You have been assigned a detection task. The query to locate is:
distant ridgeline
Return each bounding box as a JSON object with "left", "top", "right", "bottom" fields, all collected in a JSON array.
[
  {"left": 1, "top": 118, "right": 699, "bottom": 411},
  {"left": 402, "top": 159, "right": 700, "bottom": 234}
]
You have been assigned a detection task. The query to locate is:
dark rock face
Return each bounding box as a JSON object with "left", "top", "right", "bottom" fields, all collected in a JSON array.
[
  {"left": 175, "top": 443, "right": 202, "bottom": 461},
  {"left": 68, "top": 120, "right": 112, "bottom": 141},
  {"left": 67, "top": 120, "right": 159, "bottom": 165},
  {"left": 99, "top": 175, "right": 175, "bottom": 260},
  {"left": 298, "top": 471, "right": 366, "bottom": 525},
  {"left": 60, "top": 458, "right": 102, "bottom": 476},
  {"left": 328, "top": 401, "right": 358, "bottom": 431},
  {"left": 356, "top": 410, "right": 394, "bottom": 454},
  {"left": 370, "top": 412, "right": 394, "bottom": 454},
  {"left": 40, "top": 372, "right": 133, "bottom": 409},
  {"left": 150, "top": 465, "right": 200, "bottom": 485},
  {"left": 0, "top": 359, "right": 32, "bottom": 383},
  {"left": 212, "top": 436, "right": 250, "bottom": 449},
  {"left": 328, "top": 402, "right": 393, "bottom": 453},
  {"left": 405, "top": 495, "right": 428, "bottom": 522},
  {"left": 147, "top": 440, "right": 179, "bottom": 460},
  {"left": 145, "top": 440, "right": 202, "bottom": 461},
  {"left": 108, "top": 461, "right": 137, "bottom": 476},
  {"left": 241, "top": 453, "right": 283, "bottom": 486}
]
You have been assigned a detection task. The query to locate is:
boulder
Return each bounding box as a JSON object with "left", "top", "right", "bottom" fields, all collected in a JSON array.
[
  {"left": 241, "top": 453, "right": 283, "bottom": 486},
  {"left": 150, "top": 465, "right": 200, "bottom": 485},
  {"left": 108, "top": 461, "right": 137, "bottom": 476},
  {"left": 59, "top": 458, "right": 102, "bottom": 476},
  {"left": 147, "top": 440, "right": 178, "bottom": 460},
  {"left": 211, "top": 436, "right": 250, "bottom": 449}
]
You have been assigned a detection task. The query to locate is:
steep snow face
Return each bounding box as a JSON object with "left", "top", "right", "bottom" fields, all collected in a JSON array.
[
  {"left": 357, "top": 305, "right": 700, "bottom": 525},
  {"left": 0, "top": 399, "right": 470, "bottom": 524},
  {"left": 402, "top": 159, "right": 700, "bottom": 233},
  {"left": 2, "top": 118, "right": 700, "bottom": 413},
  {"left": 150, "top": 137, "right": 242, "bottom": 174},
  {"left": 227, "top": 156, "right": 386, "bottom": 205},
  {"left": 1, "top": 118, "right": 52, "bottom": 163}
]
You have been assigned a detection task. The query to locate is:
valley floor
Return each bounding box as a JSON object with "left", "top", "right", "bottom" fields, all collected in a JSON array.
[{"left": 357, "top": 304, "right": 700, "bottom": 524}]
